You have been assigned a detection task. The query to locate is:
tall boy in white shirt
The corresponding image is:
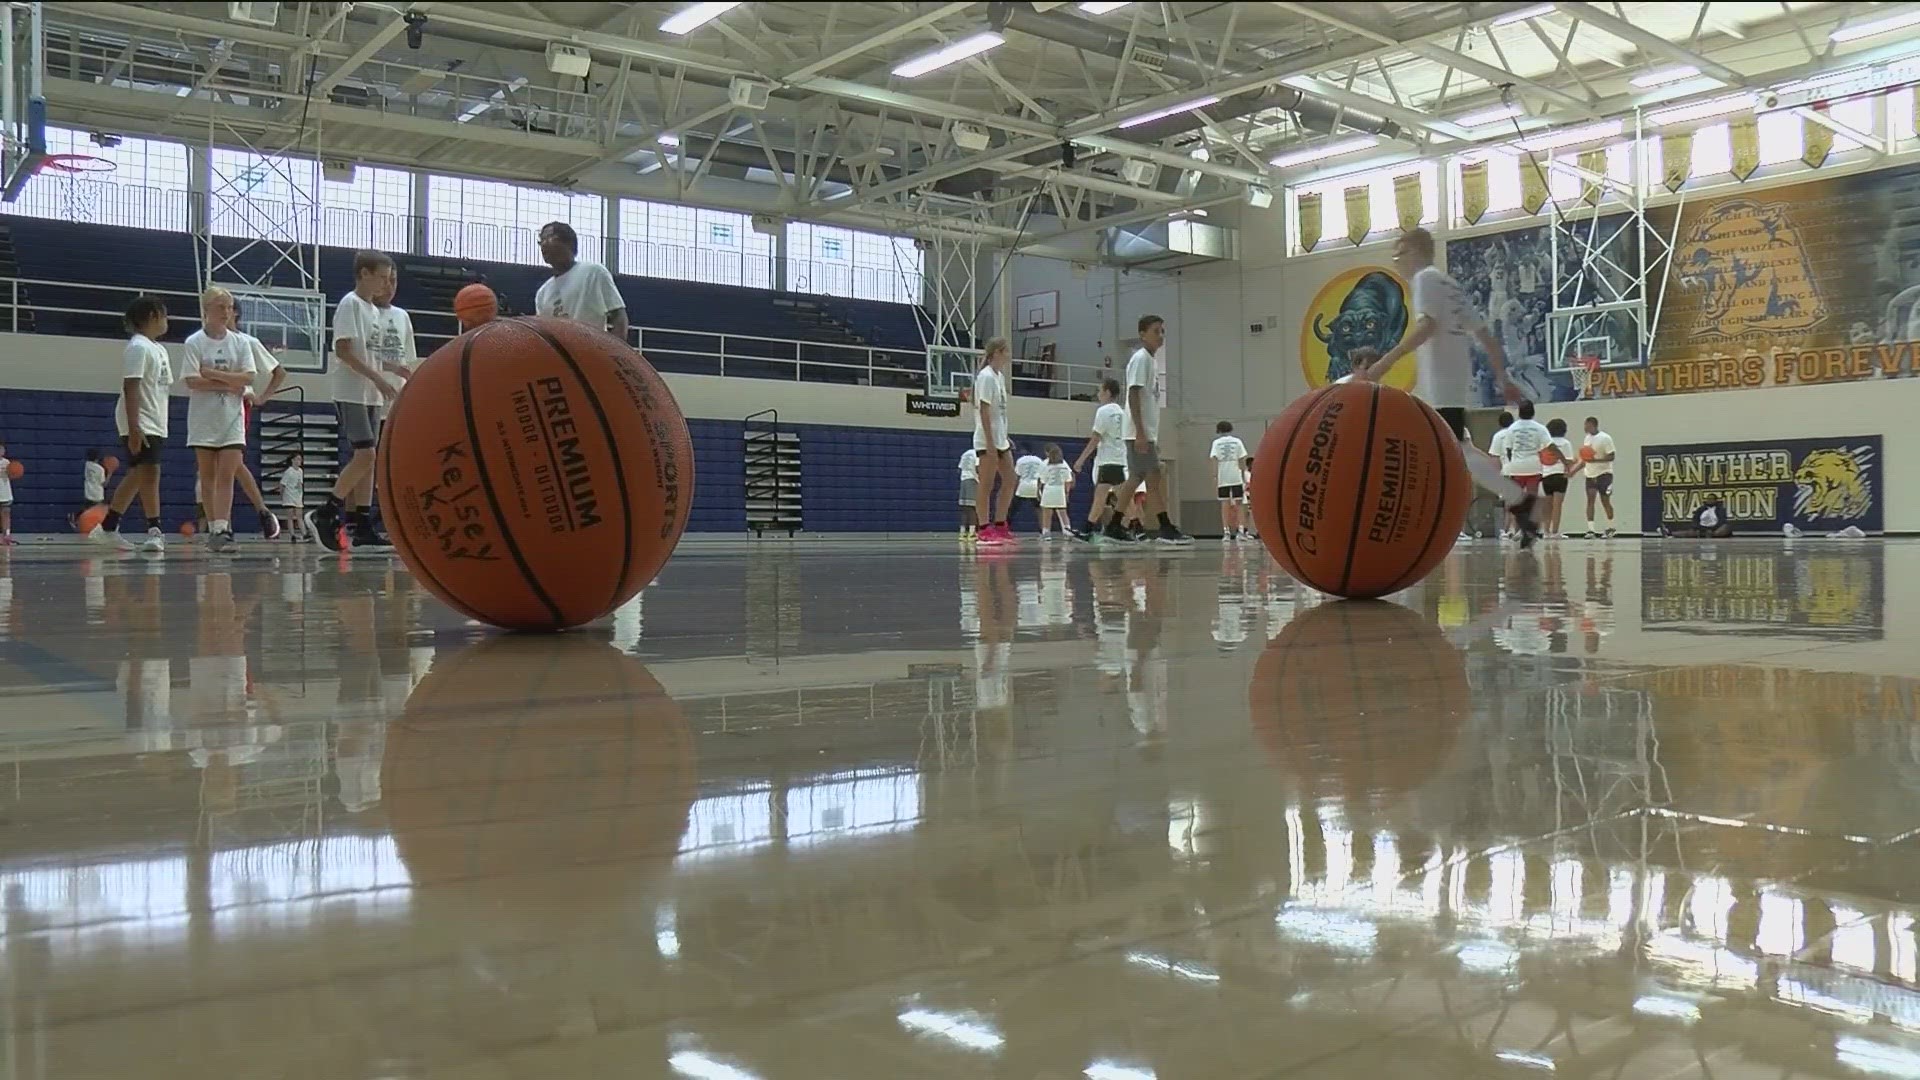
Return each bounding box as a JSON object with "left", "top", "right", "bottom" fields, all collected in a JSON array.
[
  {"left": 1582, "top": 416, "right": 1618, "bottom": 538},
  {"left": 1103, "top": 314, "right": 1191, "bottom": 545},
  {"left": 535, "top": 221, "right": 628, "bottom": 339},
  {"left": 308, "top": 249, "right": 416, "bottom": 551},
  {"left": 180, "top": 286, "right": 259, "bottom": 553},
  {"left": 90, "top": 296, "right": 173, "bottom": 553},
  {"left": 1209, "top": 421, "right": 1251, "bottom": 541}
]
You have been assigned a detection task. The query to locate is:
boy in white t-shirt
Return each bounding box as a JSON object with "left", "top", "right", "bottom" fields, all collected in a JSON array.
[
  {"left": 971, "top": 338, "right": 1019, "bottom": 545},
  {"left": 90, "top": 296, "right": 173, "bottom": 553},
  {"left": 1354, "top": 227, "right": 1542, "bottom": 547},
  {"left": 309, "top": 249, "right": 416, "bottom": 552},
  {"left": 1209, "top": 421, "right": 1251, "bottom": 541},
  {"left": 1501, "top": 402, "right": 1552, "bottom": 543},
  {"left": 281, "top": 453, "right": 307, "bottom": 543},
  {"left": 535, "top": 221, "right": 629, "bottom": 339},
  {"left": 225, "top": 299, "right": 286, "bottom": 541},
  {"left": 181, "top": 286, "right": 260, "bottom": 553},
  {"left": 73, "top": 448, "right": 107, "bottom": 530},
  {"left": 956, "top": 447, "right": 980, "bottom": 542},
  {"left": 1070, "top": 377, "right": 1127, "bottom": 542},
  {"left": 1038, "top": 444, "right": 1074, "bottom": 540},
  {"left": 1012, "top": 448, "right": 1045, "bottom": 536},
  {"left": 1103, "top": 314, "right": 1192, "bottom": 545},
  {"left": 0, "top": 441, "right": 14, "bottom": 545},
  {"left": 1582, "top": 416, "right": 1618, "bottom": 538}
]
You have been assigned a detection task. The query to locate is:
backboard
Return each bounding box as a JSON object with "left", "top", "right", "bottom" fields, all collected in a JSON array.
[
  {"left": 221, "top": 283, "right": 329, "bottom": 373},
  {"left": 926, "top": 344, "right": 982, "bottom": 398},
  {"left": 2, "top": 2, "right": 46, "bottom": 203}
]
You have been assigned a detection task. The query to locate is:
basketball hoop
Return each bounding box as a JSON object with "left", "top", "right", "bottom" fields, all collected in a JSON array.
[
  {"left": 1572, "top": 355, "right": 1601, "bottom": 400},
  {"left": 38, "top": 153, "right": 115, "bottom": 224}
]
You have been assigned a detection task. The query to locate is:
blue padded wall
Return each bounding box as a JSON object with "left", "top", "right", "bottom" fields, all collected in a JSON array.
[{"left": 795, "top": 425, "right": 1095, "bottom": 533}]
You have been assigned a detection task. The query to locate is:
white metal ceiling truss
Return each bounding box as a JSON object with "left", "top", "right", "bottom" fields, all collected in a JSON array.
[{"left": 28, "top": 1, "right": 1920, "bottom": 259}]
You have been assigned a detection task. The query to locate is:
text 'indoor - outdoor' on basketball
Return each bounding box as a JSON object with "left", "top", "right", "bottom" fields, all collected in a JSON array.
[
  {"left": 376, "top": 316, "right": 693, "bottom": 632},
  {"left": 1250, "top": 380, "right": 1470, "bottom": 599}
]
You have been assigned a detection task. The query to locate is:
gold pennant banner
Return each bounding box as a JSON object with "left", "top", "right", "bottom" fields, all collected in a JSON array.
[
  {"left": 1460, "top": 160, "right": 1489, "bottom": 225},
  {"left": 1344, "top": 184, "right": 1371, "bottom": 245},
  {"left": 1803, "top": 108, "right": 1834, "bottom": 169},
  {"left": 1297, "top": 191, "right": 1322, "bottom": 252},
  {"left": 1577, "top": 147, "right": 1607, "bottom": 206},
  {"left": 1731, "top": 114, "right": 1760, "bottom": 180},
  {"left": 1519, "top": 157, "right": 1549, "bottom": 214},
  {"left": 1661, "top": 131, "right": 1692, "bottom": 192},
  {"left": 1392, "top": 173, "right": 1422, "bottom": 232}
]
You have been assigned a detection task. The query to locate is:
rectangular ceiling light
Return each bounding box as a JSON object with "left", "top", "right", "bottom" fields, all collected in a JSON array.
[
  {"left": 1491, "top": 4, "right": 1555, "bottom": 27},
  {"left": 660, "top": 2, "right": 742, "bottom": 35},
  {"left": 1647, "top": 92, "right": 1755, "bottom": 126},
  {"left": 1631, "top": 65, "right": 1703, "bottom": 88},
  {"left": 892, "top": 31, "right": 1004, "bottom": 78},
  {"left": 1269, "top": 136, "right": 1378, "bottom": 169},
  {"left": 1453, "top": 103, "right": 1523, "bottom": 127},
  {"left": 1079, "top": 1, "right": 1133, "bottom": 12},
  {"left": 1831, "top": 7, "right": 1920, "bottom": 42},
  {"left": 1516, "top": 118, "right": 1623, "bottom": 150},
  {"left": 1118, "top": 95, "right": 1221, "bottom": 128}
]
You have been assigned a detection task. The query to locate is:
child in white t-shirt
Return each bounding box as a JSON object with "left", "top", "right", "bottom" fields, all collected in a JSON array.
[
  {"left": 281, "top": 454, "right": 308, "bottom": 543},
  {"left": 0, "top": 441, "right": 14, "bottom": 545},
  {"left": 1069, "top": 377, "right": 1128, "bottom": 541},
  {"left": 1038, "top": 444, "right": 1074, "bottom": 540},
  {"left": 1209, "top": 421, "right": 1251, "bottom": 541},
  {"left": 956, "top": 448, "right": 979, "bottom": 542},
  {"left": 73, "top": 448, "right": 108, "bottom": 530},
  {"left": 1540, "top": 418, "right": 1582, "bottom": 539},
  {"left": 181, "top": 286, "right": 259, "bottom": 553},
  {"left": 1013, "top": 449, "right": 1045, "bottom": 536},
  {"left": 89, "top": 296, "right": 173, "bottom": 553}
]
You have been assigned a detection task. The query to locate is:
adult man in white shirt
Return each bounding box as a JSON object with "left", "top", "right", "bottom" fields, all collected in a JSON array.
[
  {"left": 1582, "top": 415, "right": 1618, "bottom": 538},
  {"left": 1209, "top": 421, "right": 1252, "bottom": 541},
  {"left": 535, "top": 221, "right": 629, "bottom": 339},
  {"left": 1356, "top": 227, "right": 1542, "bottom": 547},
  {"left": 971, "top": 337, "right": 1018, "bottom": 545},
  {"left": 1070, "top": 377, "right": 1127, "bottom": 541},
  {"left": 1103, "top": 314, "right": 1191, "bottom": 545}
]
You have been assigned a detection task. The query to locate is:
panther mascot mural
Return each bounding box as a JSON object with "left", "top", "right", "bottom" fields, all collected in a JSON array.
[{"left": 1310, "top": 270, "right": 1409, "bottom": 383}]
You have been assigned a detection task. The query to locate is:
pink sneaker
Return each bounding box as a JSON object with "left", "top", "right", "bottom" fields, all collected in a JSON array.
[{"left": 976, "top": 525, "right": 1006, "bottom": 546}]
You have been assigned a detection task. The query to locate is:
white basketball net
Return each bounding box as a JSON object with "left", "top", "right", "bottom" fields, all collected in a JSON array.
[{"left": 1572, "top": 357, "right": 1601, "bottom": 400}]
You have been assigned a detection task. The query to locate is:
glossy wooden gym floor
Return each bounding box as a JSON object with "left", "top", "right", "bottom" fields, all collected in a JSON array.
[{"left": 2, "top": 536, "right": 1918, "bottom": 1079}]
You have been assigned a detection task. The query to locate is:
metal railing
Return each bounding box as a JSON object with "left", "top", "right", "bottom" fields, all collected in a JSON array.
[{"left": 0, "top": 274, "right": 1112, "bottom": 399}]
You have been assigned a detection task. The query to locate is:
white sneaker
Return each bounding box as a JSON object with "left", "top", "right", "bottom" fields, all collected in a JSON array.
[
  {"left": 141, "top": 527, "right": 165, "bottom": 553},
  {"left": 1782, "top": 523, "right": 1804, "bottom": 538},
  {"left": 88, "top": 524, "right": 134, "bottom": 551}
]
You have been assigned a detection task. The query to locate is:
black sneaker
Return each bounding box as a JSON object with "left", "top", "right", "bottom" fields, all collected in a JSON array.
[
  {"left": 1155, "top": 526, "right": 1195, "bottom": 547},
  {"left": 260, "top": 511, "right": 282, "bottom": 541},
  {"left": 307, "top": 503, "right": 345, "bottom": 552},
  {"left": 1510, "top": 495, "right": 1544, "bottom": 550},
  {"left": 1070, "top": 528, "right": 1094, "bottom": 543},
  {"left": 351, "top": 526, "right": 394, "bottom": 550}
]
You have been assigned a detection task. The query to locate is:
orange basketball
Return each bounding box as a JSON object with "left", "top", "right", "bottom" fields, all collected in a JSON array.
[
  {"left": 6, "top": 461, "right": 21, "bottom": 479},
  {"left": 76, "top": 505, "right": 107, "bottom": 534},
  {"left": 1539, "top": 445, "right": 1561, "bottom": 466},
  {"left": 453, "top": 283, "right": 498, "bottom": 327},
  {"left": 1249, "top": 599, "right": 1467, "bottom": 800},
  {"left": 377, "top": 317, "right": 693, "bottom": 631},
  {"left": 102, "top": 456, "right": 120, "bottom": 474},
  {"left": 179, "top": 521, "right": 196, "bottom": 537},
  {"left": 1579, "top": 445, "right": 1595, "bottom": 462},
  {"left": 1250, "top": 381, "right": 1470, "bottom": 598}
]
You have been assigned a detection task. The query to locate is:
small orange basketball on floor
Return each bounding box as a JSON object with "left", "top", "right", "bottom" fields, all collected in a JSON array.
[
  {"left": 377, "top": 316, "right": 693, "bottom": 631},
  {"left": 179, "top": 521, "right": 196, "bottom": 537},
  {"left": 1249, "top": 381, "right": 1470, "bottom": 598},
  {"left": 102, "top": 456, "right": 120, "bottom": 474},
  {"left": 76, "top": 505, "right": 106, "bottom": 534},
  {"left": 453, "top": 283, "right": 498, "bottom": 328},
  {"left": 6, "top": 461, "right": 21, "bottom": 479}
]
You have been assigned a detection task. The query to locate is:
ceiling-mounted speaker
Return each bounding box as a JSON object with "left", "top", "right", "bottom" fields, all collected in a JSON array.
[
  {"left": 227, "top": 2, "right": 281, "bottom": 27},
  {"left": 729, "top": 77, "right": 773, "bottom": 111}
]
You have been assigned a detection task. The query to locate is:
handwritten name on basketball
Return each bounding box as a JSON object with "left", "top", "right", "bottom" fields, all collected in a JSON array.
[
  {"left": 525, "top": 376, "right": 603, "bottom": 532},
  {"left": 1293, "top": 401, "right": 1344, "bottom": 556},
  {"left": 418, "top": 442, "right": 500, "bottom": 561}
]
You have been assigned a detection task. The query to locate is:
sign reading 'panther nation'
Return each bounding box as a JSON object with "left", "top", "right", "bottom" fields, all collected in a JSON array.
[{"left": 1640, "top": 435, "right": 1882, "bottom": 534}]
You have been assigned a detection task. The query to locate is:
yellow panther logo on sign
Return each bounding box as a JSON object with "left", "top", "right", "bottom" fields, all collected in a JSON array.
[
  {"left": 1792, "top": 446, "right": 1873, "bottom": 521},
  {"left": 1677, "top": 200, "right": 1827, "bottom": 340}
]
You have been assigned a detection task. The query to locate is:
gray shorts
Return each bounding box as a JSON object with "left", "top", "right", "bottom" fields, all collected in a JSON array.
[
  {"left": 1126, "top": 440, "right": 1161, "bottom": 481},
  {"left": 959, "top": 478, "right": 979, "bottom": 506},
  {"left": 336, "top": 402, "right": 384, "bottom": 449}
]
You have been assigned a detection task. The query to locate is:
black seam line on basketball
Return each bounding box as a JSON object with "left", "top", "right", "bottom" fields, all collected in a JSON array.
[
  {"left": 1336, "top": 383, "right": 1383, "bottom": 597},
  {"left": 459, "top": 333, "right": 567, "bottom": 627},
  {"left": 1270, "top": 384, "right": 1341, "bottom": 577},
  {"left": 379, "top": 384, "right": 497, "bottom": 628},
  {"left": 523, "top": 377, "right": 578, "bottom": 534},
  {"left": 520, "top": 320, "right": 637, "bottom": 614},
  {"left": 1389, "top": 404, "right": 1454, "bottom": 596}
]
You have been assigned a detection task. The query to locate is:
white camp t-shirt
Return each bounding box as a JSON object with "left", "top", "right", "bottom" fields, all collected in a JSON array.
[
  {"left": 1542, "top": 436, "right": 1576, "bottom": 477},
  {"left": 1040, "top": 461, "right": 1073, "bottom": 508},
  {"left": 1584, "top": 431, "right": 1617, "bottom": 476},
  {"left": 1502, "top": 418, "right": 1551, "bottom": 477},
  {"left": 117, "top": 334, "right": 173, "bottom": 439},
  {"left": 280, "top": 465, "right": 305, "bottom": 507},
  {"left": 1698, "top": 504, "right": 1721, "bottom": 529},
  {"left": 83, "top": 461, "right": 106, "bottom": 502},
  {"left": 330, "top": 293, "right": 416, "bottom": 405},
  {"left": 972, "top": 366, "right": 1010, "bottom": 452},
  {"left": 534, "top": 261, "right": 625, "bottom": 329},
  {"left": 0, "top": 458, "right": 11, "bottom": 503},
  {"left": 1210, "top": 434, "right": 1249, "bottom": 487},
  {"left": 1488, "top": 427, "right": 1511, "bottom": 472},
  {"left": 1410, "top": 265, "right": 1484, "bottom": 409},
  {"left": 958, "top": 448, "right": 978, "bottom": 481},
  {"left": 1091, "top": 402, "right": 1127, "bottom": 467},
  {"left": 1123, "top": 347, "right": 1163, "bottom": 443},
  {"left": 1014, "top": 454, "right": 1044, "bottom": 499},
  {"left": 181, "top": 329, "right": 258, "bottom": 448}
]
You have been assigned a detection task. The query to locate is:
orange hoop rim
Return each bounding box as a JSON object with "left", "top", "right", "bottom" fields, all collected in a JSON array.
[{"left": 40, "top": 153, "right": 116, "bottom": 174}]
